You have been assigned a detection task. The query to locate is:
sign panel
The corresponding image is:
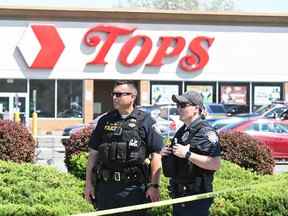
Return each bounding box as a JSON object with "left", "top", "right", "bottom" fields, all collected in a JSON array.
[
  {"left": 151, "top": 84, "right": 179, "bottom": 104},
  {"left": 254, "top": 86, "right": 281, "bottom": 105},
  {"left": 186, "top": 85, "right": 214, "bottom": 104},
  {"left": 1, "top": 20, "right": 288, "bottom": 81},
  {"left": 220, "top": 85, "right": 247, "bottom": 105}
]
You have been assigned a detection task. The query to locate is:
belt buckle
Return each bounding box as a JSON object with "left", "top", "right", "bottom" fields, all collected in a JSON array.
[{"left": 114, "top": 172, "right": 121, "bottom": 181}]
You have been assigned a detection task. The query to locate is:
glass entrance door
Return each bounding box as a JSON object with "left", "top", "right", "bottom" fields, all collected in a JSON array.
[{"left": 0, "top": 93, "right": 28, "bottom": 124}]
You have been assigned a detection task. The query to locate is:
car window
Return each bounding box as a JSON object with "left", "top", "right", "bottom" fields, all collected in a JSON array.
[
  {"left": 260, "top": 123, "right": 274, "bottom": 132},
  {"left": 245, "top": 123, "right": 260, "bottom": 132},
  {"left": 245, "top": 122, "right": 275, "bottom": 133},
  {"left": 255, "top": 104, "right": 273, "bottom": 114},
  {"left": 280, "top": 109, "right": 288, "bottom": 120},
  {"left": 159, "top": 106, "right": 178, "bottom": 120},
  {"left": 207, "top": 104, "right": 226, "bottom": 114},
  {"left": 274, "top": 123, "right": 288, "bottom": 134},
  {"left": 264, "top": 106, "right": 287, "bottom": 118}
]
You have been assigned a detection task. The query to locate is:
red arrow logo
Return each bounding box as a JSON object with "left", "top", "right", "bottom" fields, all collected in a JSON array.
[
  {"left": 17, "top": 25, "right": 65, "bottom": 69},
  {"left": 31, "top": 25, "right": 65, "bottom": 69}
]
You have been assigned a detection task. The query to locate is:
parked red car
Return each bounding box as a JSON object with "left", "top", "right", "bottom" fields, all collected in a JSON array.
[{"left": 219, "top": 118, "right": 288, "bottom": 159}]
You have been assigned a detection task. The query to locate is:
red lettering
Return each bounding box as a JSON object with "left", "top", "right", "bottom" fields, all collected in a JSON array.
[
  {"left": 179, "top": 36, "right": 214, "bottom": 72},
  {"left": 83, "top": 25, "right": 135, "bottom": 65},
  {"left": 119, "top": 35, "right": 152, "bottom": 66},
  {"left": 83, "top": 25, "right": 214, "bottom": 73},
  {"left": 147, "top": 36, "right": 185, "bottom": 66}
]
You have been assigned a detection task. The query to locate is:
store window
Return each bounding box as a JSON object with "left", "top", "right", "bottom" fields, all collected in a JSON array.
[
  {"left": 185, "top": 82, "right": 216, "bottom": 105},
  {"left": 57, "top": 80, "right": 83, "bottom": 118},
  {"left": 150, "top": 81, "right": 182, "bottom": 105},
  {"left": 219, "top": 83, "right": 250, "bottom": 114},
  {"left": 0, "top": 79, "right": 27, "bottom": 92},
  {"left": 253, "top": 83, "right": 283, "bottom": 111},
  {"left": 30, "top": 80, "right": 55, "bottom": 117}
]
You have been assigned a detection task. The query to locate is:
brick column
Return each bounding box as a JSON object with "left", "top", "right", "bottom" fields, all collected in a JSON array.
[
  {"left": 139, "top": 80, "right": 150, "bottom": 105},
  {"left": 284, "top": 82, "right": 288, "bottom": 101},
  {"left": 83, "top": 80, "right": 94, "bottom": 124}
]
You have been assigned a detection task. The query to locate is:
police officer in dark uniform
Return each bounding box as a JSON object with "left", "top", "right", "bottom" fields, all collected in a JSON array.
[
  {"left": 161, "top": 91, "right": 221, "bottom": 216},
  {"left": 84, "top": 80, "right": 163, "bottom": 216}
]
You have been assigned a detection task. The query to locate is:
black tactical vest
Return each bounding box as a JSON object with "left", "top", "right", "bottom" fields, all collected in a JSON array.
[
  {"left": 98, "top": 110, "right": 147, "bottom": 169},
  {"left": 162, "top": 120, "right": 214, "bottom": 182}
]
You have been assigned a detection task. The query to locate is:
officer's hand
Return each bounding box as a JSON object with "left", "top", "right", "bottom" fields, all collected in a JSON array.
[
  {"left": 146, "top": 186, "right": 160, "bottom": 202},
  {"left": 160, "top": 146, "right": 172, "bottom": 156},
  {"left": 84, "top": 182, "right": 95, "bottom": 203},
  {"left": 173, "top": 144, "right": 190, "bottom": 158}
]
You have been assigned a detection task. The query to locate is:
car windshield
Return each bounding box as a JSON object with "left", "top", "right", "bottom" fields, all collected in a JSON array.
[
  {"left": 255, "top": 104, "right": 274, "bottom": 114},
  {"left": 159, "top": 106, "right": 178, "bottom": 120},
  {"left": 137, "top": 105, "right": 177, "bottom": 120}
]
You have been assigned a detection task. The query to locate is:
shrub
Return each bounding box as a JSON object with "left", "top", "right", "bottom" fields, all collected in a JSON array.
[
  {"left": 0, "top": 160, "right": 94, "bottom": 216},
  {"left": 211, "top": 161, "right": 288, "bottom": 216},
  {"left": 69, "top": 152, "right": 88, "bottom": 179},
  {"left": 219, "top": 131, "right": 275, "bottom": 175},
  {"left": 63, "top": 127, "right": 92, "bottom": 175},
  {"left": 149, "top": 161, "right": 288, "bottom": 216},
  {"left": 0, "top": 120, "right": 35, "bottom": 163}
]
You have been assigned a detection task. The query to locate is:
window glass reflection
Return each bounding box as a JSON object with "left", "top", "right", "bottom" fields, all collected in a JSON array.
[{"left": 57, "top": 80, "right": 83, "bottom": 118}]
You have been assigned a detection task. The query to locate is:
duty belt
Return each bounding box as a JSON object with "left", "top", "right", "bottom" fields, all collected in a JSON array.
[
  {"left": 172, "top": 183, "right": 194, "bottom": 194},
  {"left": 98, "top": 167, "right": 145, "bottom": 183}
]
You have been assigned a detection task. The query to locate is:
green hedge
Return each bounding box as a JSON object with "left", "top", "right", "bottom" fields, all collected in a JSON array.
[
  {"left": 63, "top": 153, "right": 288, "bottom": 216},
  {"left": 211, "top": 161, "right": 288, "bottom": 216},
  {"left": 2, "top": 159, "right": 288, "bottom": 216},
  {"left": 0, "top": 160, "right": 94, "bottom": 216}
]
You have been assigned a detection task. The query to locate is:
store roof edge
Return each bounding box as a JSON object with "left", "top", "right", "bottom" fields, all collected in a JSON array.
[{"left": 1, "top": 6, "right": 288, "bottom": 25}]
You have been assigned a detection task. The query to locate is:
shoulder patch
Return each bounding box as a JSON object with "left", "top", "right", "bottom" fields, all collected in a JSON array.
[{"left": 206, "top": 131, "right": 219, "bottom": 144}]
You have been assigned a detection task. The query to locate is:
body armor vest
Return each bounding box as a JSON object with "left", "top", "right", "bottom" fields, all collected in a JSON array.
[
  {"left": 98, "top": 110, "right": 146, "bottom": 170},
  {"left": 162, "top": 120, "right": 214, "bottom": 182}
]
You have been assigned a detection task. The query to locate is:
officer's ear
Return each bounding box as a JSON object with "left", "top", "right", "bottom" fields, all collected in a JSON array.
[{"left": 131, "top": 94, "right": 137, "bottom": 100}]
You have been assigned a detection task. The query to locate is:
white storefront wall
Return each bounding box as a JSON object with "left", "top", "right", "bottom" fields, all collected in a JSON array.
[{"left": 1, "top": 19, "right": 288, "bottom": 82}]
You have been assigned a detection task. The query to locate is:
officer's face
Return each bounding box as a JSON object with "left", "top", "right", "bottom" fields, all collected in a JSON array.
[
  {"left": 112, "top": 84, "right": 136, "bottom": 110},
  {"left": 177, "top": 103, "right": 199, "bottom": 123}
]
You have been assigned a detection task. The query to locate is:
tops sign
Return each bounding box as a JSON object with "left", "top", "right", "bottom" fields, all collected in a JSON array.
[
  {"left": 18, "top": 24, "right": 214, "bottom": 72},
  {"left": 84, "top": 25, "right": 214, "bottom": 72}
]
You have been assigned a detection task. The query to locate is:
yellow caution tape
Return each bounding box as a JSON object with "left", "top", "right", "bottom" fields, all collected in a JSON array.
[{"left": 73, "top": 181, "right": 277, "bottom": 216}]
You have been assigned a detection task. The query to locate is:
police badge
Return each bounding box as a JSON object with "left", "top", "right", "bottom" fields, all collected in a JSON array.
[
  {"left": 128, "top": 122, "right": 136, "bottom": 128},
  {"left": 206, "top": 131, "right": 219, "bottom": 144}
]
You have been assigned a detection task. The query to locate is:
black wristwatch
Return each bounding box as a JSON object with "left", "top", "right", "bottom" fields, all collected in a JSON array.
[
  {"left": 185, "top": 151, "right": 192, "bottom": 160},
  {"left": 149, "top": 183, "right": 160, "bottom": 189}
]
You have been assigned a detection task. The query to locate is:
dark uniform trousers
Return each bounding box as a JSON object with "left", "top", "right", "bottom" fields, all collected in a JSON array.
[
  {"left": 170, "top": 183, "right": 213, "bottom": 216},
  {"left": 95, "top": 181, "right": 150, "bottom": 216}
]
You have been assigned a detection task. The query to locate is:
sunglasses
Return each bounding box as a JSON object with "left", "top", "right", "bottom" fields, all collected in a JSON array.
[
  {"left": 176, "top": 103, "right": 193, "bottom": 109},
  {"left": 111, "top": 92, "right": 133, "bottom": 97}
]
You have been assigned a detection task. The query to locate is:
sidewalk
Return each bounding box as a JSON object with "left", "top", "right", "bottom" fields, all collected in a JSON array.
[{"left": 35, "top": 131, "right": 67, "bottom": 172}]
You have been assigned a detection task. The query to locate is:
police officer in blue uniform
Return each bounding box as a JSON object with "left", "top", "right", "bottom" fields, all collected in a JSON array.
[
  {"left": 161, "top": 91, "right": 221, "bottom": 216},
  {"left": 84, "top": 80, "right": 163, "bottom": 216}
]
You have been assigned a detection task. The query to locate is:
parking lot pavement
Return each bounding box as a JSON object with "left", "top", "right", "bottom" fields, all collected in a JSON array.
[
  {"left": 274, "top": 161, "right": 288, "bottom": 174},
  {"left": 35, "top": 132, "right": 67, "bottom": 172}
]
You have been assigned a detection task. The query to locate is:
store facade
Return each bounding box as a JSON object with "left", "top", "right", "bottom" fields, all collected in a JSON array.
[{"left": 0, "top": 7, "right": 288, "bottom": 132}]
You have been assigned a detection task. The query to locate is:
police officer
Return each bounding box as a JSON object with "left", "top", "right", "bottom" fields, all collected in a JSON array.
[
  {"left": 161, "top": 91, "right": 221, "bottom": 216},
  {"left": 84, "top": 80, "right": 163, "bottom": 216}
]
